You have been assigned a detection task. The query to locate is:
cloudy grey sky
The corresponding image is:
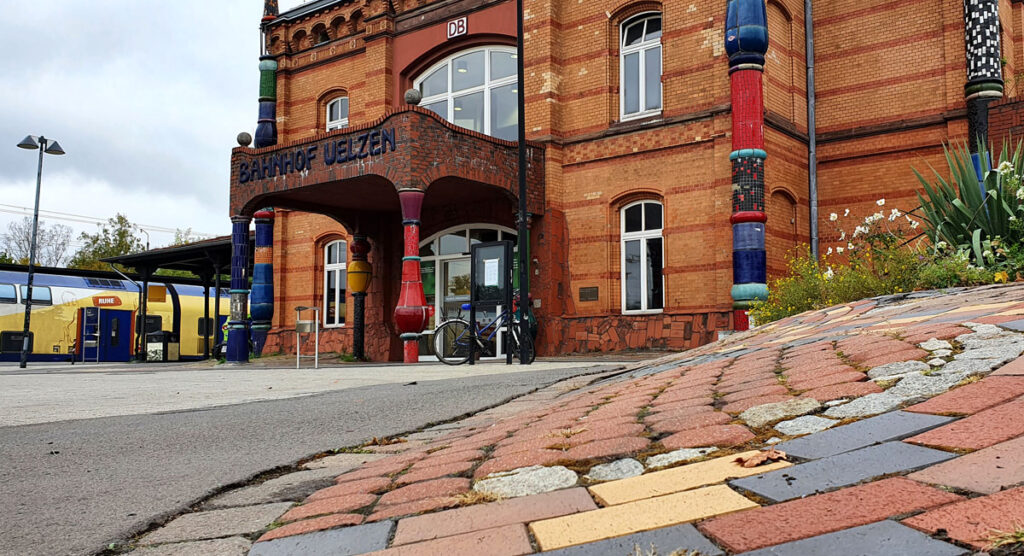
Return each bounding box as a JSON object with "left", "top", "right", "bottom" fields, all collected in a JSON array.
[{"left": 1, "top": 1, "right": 307, "bottom": 251}]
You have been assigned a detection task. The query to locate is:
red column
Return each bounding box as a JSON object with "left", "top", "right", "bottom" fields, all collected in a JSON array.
[{"left": 393, "top": 188, "right": 432, "bottom": 363}]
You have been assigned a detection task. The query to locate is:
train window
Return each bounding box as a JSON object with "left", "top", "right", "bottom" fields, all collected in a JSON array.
[
  {"left": 0, "top": 331, "right": 32, "bottom": 353},
  {"left": 197, "top": 317, "right": 215, "bottom": 336},
  {"left": 135, "top": 315, "right": 162, "bottom": 334},
  {"left": 85, "top": 278, "right": 126, "bottom": 290},
  {"left": 0, "top": 284, "right": 15, "bottom": 304},
  {"left": 110, "top": 318, "right": 120, "bottom": 347},
  {"left": 19, "top": 286, "right": 52, "bottom": 305}
]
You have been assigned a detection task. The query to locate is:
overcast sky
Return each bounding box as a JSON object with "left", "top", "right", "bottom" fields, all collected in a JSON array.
[{"left": 1, "top": 1, "right": 307, "bottom": 251}]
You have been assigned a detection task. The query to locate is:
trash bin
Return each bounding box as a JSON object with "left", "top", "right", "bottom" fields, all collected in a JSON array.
[{"left": 146, "top": 331, "right": 180, "bottom": 362}]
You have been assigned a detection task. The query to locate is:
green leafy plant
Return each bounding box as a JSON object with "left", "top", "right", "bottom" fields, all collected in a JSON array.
[{"left": 914, "top": 141, "right": 1024, "bottom": 266}]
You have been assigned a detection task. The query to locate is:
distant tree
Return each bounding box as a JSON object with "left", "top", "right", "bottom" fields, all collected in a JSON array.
[
  {"left": 0, "top": 217, "right": 74, "bottom": 267},
  {"left": 0, "top": 252, "right": 14, "bottom": 264},
  {"left": 171, "top": 227, "right": 204, "bottom": 246},
  {"left": 68, "top": 214, "right": 145, "bottom": 271}
]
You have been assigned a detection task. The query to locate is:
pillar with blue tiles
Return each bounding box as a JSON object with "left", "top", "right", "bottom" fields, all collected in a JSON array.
[{"left": 227, "top": 215, "right": 252, "bottom": 363}]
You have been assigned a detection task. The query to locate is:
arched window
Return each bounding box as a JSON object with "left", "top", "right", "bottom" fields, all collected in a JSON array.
[
  {"left": 620, "top": 13, "right": 662, "bottom": 120},
  {"left": 324, "top": 240, "right": 347, "bottom": 326},
  {"left": 326, "top": 96, "right": 349, "bottom": 130},
  {"left": 621, "top": 201, "right": 664, "bottom": 313},
  {"left": 414, "top": 46, "right": 519, "bottom": 140}
]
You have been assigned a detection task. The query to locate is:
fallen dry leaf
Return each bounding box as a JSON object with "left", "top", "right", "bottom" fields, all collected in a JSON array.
[{"left": 734, "top": 448, "right": 787, "bottom": 468}]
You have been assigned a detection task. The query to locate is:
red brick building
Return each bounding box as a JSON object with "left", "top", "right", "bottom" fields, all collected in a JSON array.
[{"left": 228, "top": 0, "right": 1024, "bottom": 362}]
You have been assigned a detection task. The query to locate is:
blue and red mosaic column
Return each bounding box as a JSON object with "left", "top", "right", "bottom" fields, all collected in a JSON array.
[
  {"left": 254, "top": 57, "right": 278, "bottom": 149},
  {"left": 394, "top": 189, "right": 432, "bottom": 363},
  {"left": 963, "top": 0, "right": 1003, "bottom": 180},
  {"left": 227, "top": 215, "right": 252, "bottom": 363},
  {"left": 725, "top": 0, "right": 769, "bottom": 331},
  {"left": 250, "top": 209, "right": 275, "bottom": 356}
]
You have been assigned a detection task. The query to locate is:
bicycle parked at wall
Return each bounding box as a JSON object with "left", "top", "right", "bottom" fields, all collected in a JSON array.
[{"left": 432, "top": 294, "right": 535, "bottom": 365}]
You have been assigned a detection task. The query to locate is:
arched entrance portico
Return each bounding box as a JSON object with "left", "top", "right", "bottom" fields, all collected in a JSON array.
[{"left": 227, "top": 107, "right": 544, "bottom": 363}]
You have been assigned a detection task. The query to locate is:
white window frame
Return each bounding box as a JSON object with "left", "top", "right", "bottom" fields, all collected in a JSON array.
[
  {"left": 413, "top": 46, "right": 518, "bottom": 139},
  {"left": 323, "top": 239, "right": 347, "bottom": 327},
  {"left": 620, "top": 201, "right": 665, "bottom": 314},
  {"left": 326, "top": 96, "right": 349, "bottom": 131},
  {"left": 619, "top": 12, "right": 663, "bottom": 121}
]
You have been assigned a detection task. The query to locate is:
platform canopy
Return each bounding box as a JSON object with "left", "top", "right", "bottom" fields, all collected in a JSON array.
[{"left": 102, "top": 233, "right": 254, "bottom": 278}]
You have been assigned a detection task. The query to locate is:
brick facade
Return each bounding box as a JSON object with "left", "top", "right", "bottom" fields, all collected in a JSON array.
[{"left": 228, "top": 0, "right": 1024, "bottom": 360}]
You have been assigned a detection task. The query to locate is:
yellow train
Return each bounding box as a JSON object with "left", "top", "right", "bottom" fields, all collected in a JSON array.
[{"left": 0, "top": 266, "right": 229, "bottom": 362}]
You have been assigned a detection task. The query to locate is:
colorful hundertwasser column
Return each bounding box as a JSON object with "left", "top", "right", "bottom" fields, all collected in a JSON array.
[
  {"left": 393, "top": 189, "right": 432, "bottom": 363},
  {"left": 963, "top": 0, "right": 1004, "bottom": 180},
  {"left": 250, "top": 209, "right": 275, "bottom": 356},
  {"left": 255, "top": 56, "right": 278, "bottom": 148},
  {"left": 227, "top": 215, "right": 252, "bottom": 363},
  {"left": 725, "top": 0, "right": 769, "bottom": 331}
]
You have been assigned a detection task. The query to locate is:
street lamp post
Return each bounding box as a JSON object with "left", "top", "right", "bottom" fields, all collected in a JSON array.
[{"left": 16, "top": 135, "right": 65, "bottom": 368}]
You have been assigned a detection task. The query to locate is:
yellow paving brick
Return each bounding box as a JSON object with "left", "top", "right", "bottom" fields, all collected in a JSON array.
[
  {"left": 529, "top": 484, "right": 757, "bottom": 551},
  {"left": 995, "top": 308, "right": 1024, "bottom": 316},
  {"left": 588, "top": 451, "right": 791, "bottom": 506},
  {"left": 883, "top": 316, "right": 934, "bottom": 325},
  {"left": 947, "top": 302, "right": 1016, "bottom": 314}
]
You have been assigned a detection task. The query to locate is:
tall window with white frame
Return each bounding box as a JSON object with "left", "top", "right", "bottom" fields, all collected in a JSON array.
[
  {"left": 324, "top": 240, "right": 347, "bottom": 326},
  {"left": 326, "top": 96, "right": 349, "bottom": 131},
  {"left": 620, "top": 13, "right": 662, "bottom": 120},
  {"left": 414, "top": 46, "right": 519, "bottom": 140},
  {"left": 621, "top": 201, "right": 664, "bottom": 313}
]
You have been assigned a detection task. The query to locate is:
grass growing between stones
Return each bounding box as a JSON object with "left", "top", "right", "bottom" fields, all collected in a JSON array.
[
  {"left": 453, "top": 490, "right": 504, "bottom": 506},
  {"left": 987, "top": 524, "right": 1024, "bottom": 553}
]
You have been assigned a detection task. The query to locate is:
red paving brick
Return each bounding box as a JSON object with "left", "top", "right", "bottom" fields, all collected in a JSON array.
[
  {"left": 647, "top": 411, "right": 732, "bottom": 434},
  {"left": 718, "top": 376, "right": 780, "bottom": 394},
  {"left": 699, "top": 477, "right": 962, "bottom": 553},
  {"left": 306, "top": 477, "right": 392, "bottom": 502},
  {"left": 367, "top": 496, "right": 463, "bottom": 522},
  {"left": 993, "top": 355, "right": 1024, "bottom": 376},
  {"left": 660, "top": 424, "right": 754, "bottom": 449},
  {"left": 368, "top": 524, "right": 533, "bottom": 556},
  {"left": 901, "top": 325, "right": 971, "bottom": 344},
  {"left": 902, "top": 486, "right": 1024, "bottom": 549},
  {"left": 906, "top": 376, "right": 1024, "bottom": 415},
  {"left": 722, "top": 394, "right": 792, "bottom": 414},
  {"left": 650, "top": 395, "right": 714, "bottom": 410},
  {"left": 392, "top": 488, "right": 597, "bottom": 546},
  {"left": 800, "top": 381, "right": 883, "bottom": 402},
  {"left": 473, "top": 450, "right": 563, "bottom": 479},
  {"left": 783, "top": 364, "right": 859, "bottom": 383},
  {"left": 280, "top": 493, "right": 378, "bottom": 522},
  {"left": 410, "top": 449, "right": 484, "bottom": 470},
  {"left": 256, "top": 513, "right": 365, "bottom": 542},
  {"left": 646, "top": 403, "right": 715, "bottom": 421},
  {"left": 564, "top": 436, "right": 650, "bottom": 461},
  {"left": 722, "top": 385, "right": 789, "bottom": 404},
  {"left": 909, "top": 435, "right": 1024, "bottom": 494},
  {"left": 377, "top": 478, "right": 470, "bottom": 507},
  {"left": 396, "top": 461, "right": 475, "bottom": 486},
  {"left": 786, "top": 370, "right": 867, "bottom": 392},
  {"left": 335, "top": 461, "right": 411, "bottom": 484},
  {"left": 857, "top": 348, "right": 930, "bottom": 369},
  {"left": 905, "top": 397, "right": 1024, "bottom": 451},
  {"left": 565, "top": 422, "right": 646, "bottom": 445}
]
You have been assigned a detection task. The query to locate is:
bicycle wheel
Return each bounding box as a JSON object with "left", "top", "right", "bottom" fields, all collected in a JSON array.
[
  {"left": 511, "top": 322, "right": 536, "bottom": 364},
  {"left": 434, "top": 320, "right": 473, "bottom": 365}
]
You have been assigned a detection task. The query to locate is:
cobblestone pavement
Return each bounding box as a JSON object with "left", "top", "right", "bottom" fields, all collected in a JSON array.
[{"left": 124, "top": 283, "right": 1024, "bottom": 555}]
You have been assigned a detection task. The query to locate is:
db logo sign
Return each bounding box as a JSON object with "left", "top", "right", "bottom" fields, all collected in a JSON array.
[{"left": 447, "top": 17, "right": 467, "bottom": 39}]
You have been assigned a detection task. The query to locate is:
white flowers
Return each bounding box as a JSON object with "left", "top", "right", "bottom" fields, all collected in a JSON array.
[
  {"left": 848, "top": 242, "right": 855, "bottom": 250},
  {"left": 863, "top": 212, "right": 884, "bottom": 225},
  {"left": 1011, "top": 215, "right": 1019, "bottom": 222},
  {"left": 1017, "top": 188, "right": 1024, "bottom": 201},
  {"left": 936, "top": 241, "right": 948, "bottom": 251},
  {"left": 844, "top": 209, "right": 850, "bottom": 216},
  {"left": 876, "top": 198, "right": 886, "bottom": 206},
  {"left": 888, "top": 208, "right": 902, "bottom": 221},
  {"left": 827, "top": 247, "right": 833, "bottom": 255},
  {"left": 853, "top": 225, "right": 870, "bottom": 237},
  {"left": 837, "top": 247, "right": 845, "bottom": 254},
  {"left": 998, "top": 161, "right": 1014, "bottom": 176},
  {"left": 839, "top": 231, "right": 847, "bottom": 241},
  {"left": 824, "top": 267, "right": 835, "bottom": 280},
  {"left": 910, "top": 220, "right": 920, "bottom": 229},
  {"left": 829, "top": 213, "right": 838, "bottom": 222}
]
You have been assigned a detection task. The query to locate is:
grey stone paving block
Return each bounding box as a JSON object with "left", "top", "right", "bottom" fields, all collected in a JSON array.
[
  {"left": 866, "top": 361, "right": 929, "bottom": 380},
  {"left": 141, "top": 503, "right": 293, "bottom": 545},
  {"left": 919, "top": 339, "right": 953, "bottom": 351},
  {"left": 736, "top": 520, "right": 967, "bottom": 556},
  {"left": 773, "top": 415, "right": 837, "bottom": 437},
  {"left": 740, "top": 398, "right": 821, "bottom": 428},
  {"left": 773, "top": 410, "right": 954, "bottom": 460},
  {"left": 205, "top": 468, "right": 342, "bottom": 509},
  {"left": 645, "top": 447, "right": 718, "bottom": 469},
  {"left": 541, "top": 523, "right": 723, "bottom": 556},
  {"left": 474, "top": 465, "right": 578, "bottom": 498},
  {"left": 127, "top": 536, "right": 251, "bottom": 556},
  {"left": 248, "top": 520, "right": 393, "bottom": 556},
  {"left": 886, "top": 372, "right": 967, "bottom": 399},
  {"left": 728, "top": 442, "right": 956, "bottom": 502},
  {"left": 584, "top": 458, "right": 643, "bottom": 482},
  {"left": 823, "top": 392, "right": 904, "bottom": 419}
]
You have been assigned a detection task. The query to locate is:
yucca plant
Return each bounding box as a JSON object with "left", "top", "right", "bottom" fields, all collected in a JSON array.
[{"left": 913, "top": 141, "right": 1024, "bottom": 265}]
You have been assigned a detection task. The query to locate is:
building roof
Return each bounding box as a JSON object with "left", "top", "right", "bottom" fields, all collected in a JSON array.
[
  {"left": 102, "top": 233, "right": 254, "bottom": 277},
  {"left": 269, "top": 0, "right": 345, "bottom": 24}
]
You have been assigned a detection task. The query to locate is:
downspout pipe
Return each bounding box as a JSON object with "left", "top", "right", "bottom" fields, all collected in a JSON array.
[{"left": 805, "top": 0, "right": 819, "bottom": 259}]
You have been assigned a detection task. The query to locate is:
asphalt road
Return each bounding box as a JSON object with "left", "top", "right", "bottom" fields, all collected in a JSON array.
[{"left": 0, "top": 366, "right": 611, "bottom": 556}]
